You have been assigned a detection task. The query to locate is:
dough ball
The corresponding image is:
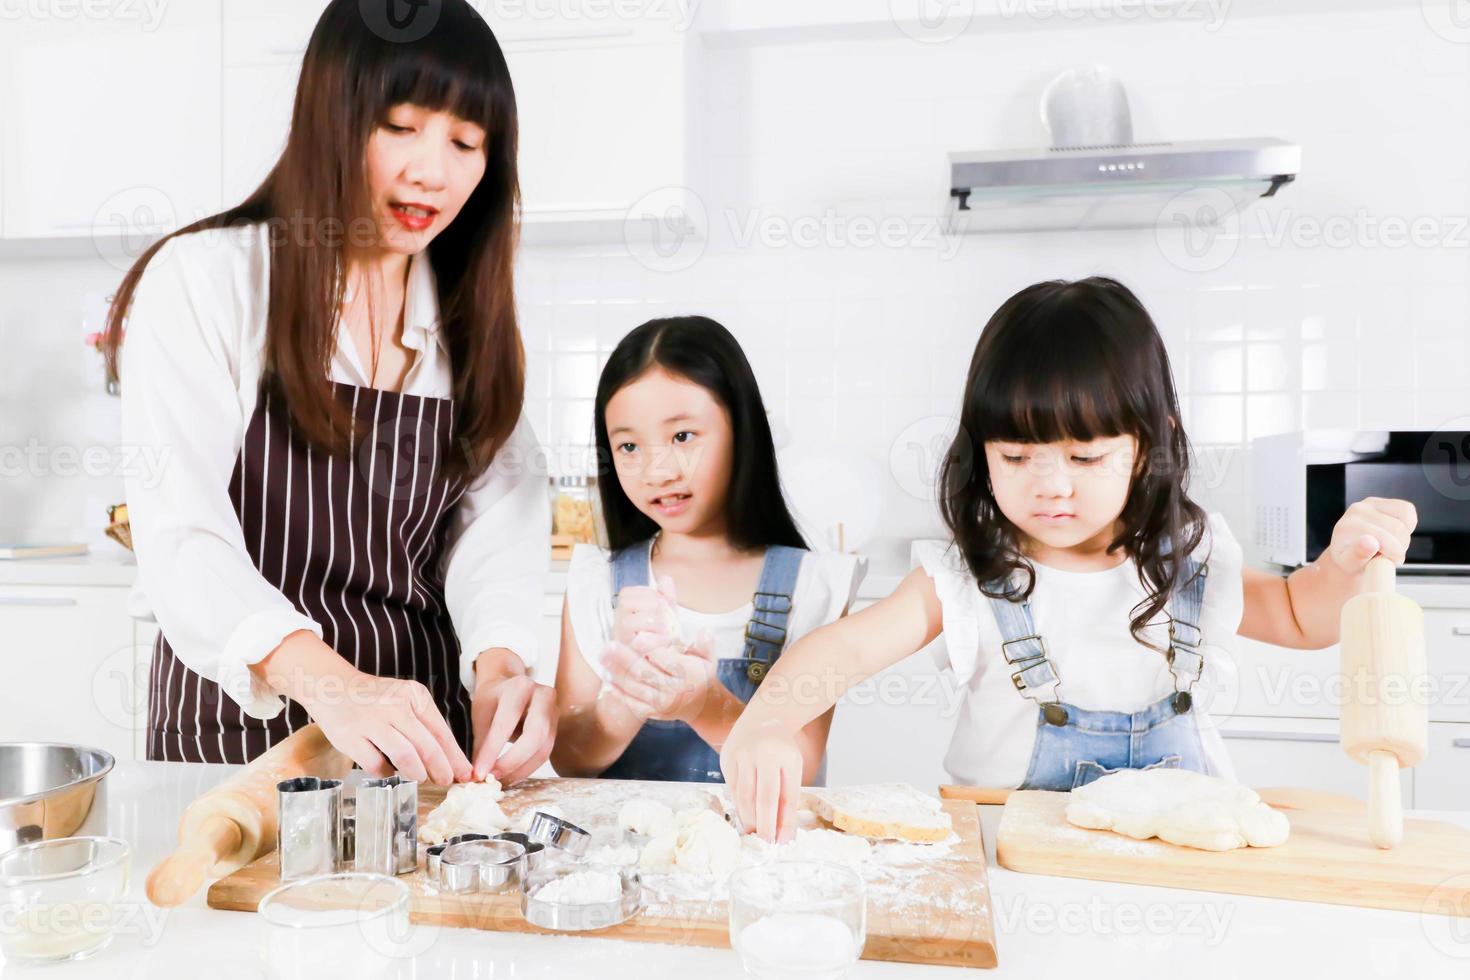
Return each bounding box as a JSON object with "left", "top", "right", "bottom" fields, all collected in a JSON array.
[{"left": 673, "top": 810, "right": 742, "bottom": 878}]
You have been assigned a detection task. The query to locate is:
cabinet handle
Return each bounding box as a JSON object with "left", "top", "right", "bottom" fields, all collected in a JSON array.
[
  {"left": 1451, "top": 626, "right": 1470, "bottom": 637},
  {"left": 1452, "top": 738, "right": 1470, "bottom": 749},
  {"left": 0, "top": 597, "right": 78, "bottom": 607},
  {"left": 1220, "top": 729, "right": 1338, "bottom": 744}
]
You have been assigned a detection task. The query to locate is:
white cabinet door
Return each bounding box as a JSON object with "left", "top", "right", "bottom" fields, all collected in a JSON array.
[
  {"left": 1413, "top": 723, "right": 1470, "bottom": 812},
  {"left": 1216, "top": 715, "right": 1412, "bottom": 802},
  {"left": 0, "top": 12, "right": 221, "bottom": 240},
  {"left": 1229, "top": 637, "right": 1342, "bottom": 721},
  {"left": 1426, "top": 609, "right": 1470, "bottom": 724},
  {"left": 507, "top": 38, "right": 691, "bottom": 224},
  {"left": 220, "top": 0, "right": 331, "bottom": 207},
  {"left": 0, "top": 586, "right": 138, "bottom": 763},
  {"left": 133, "top": 622, "right": 161, "bottom": 762}
]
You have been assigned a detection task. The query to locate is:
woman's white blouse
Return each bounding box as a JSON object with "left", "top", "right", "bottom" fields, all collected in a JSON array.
[
  {"left": 120, "top": 223, "right": 550, "bottom": 720},
  {"left": 917, "top": 512, "right": 1245, "bottom": 789}
]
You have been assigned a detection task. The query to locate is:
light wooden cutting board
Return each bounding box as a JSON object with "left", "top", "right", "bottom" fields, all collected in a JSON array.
[
  {"left": 996, "top": 789, "right": 1470, "bottom": 916},
  {"left": 208, "top": 778, "right": 1000, "bottom": 969}
]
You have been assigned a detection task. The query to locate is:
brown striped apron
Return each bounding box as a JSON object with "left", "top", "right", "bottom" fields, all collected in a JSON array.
[{"left": 146, "top": 383, "right": 472, "bottom": 764}]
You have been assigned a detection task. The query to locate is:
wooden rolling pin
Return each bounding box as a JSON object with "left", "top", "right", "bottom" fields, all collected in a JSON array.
[
  {"left": 146, "top": 724, "right": 351, "bottom": 906},
  {"left": 1340, "top": 556, "right": 1428, "bottom": 849}
]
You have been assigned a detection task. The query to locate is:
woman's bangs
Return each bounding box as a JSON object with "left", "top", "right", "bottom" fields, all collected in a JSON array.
[{"left": 369, "top": 35, "right": 511, "bottom": 137}]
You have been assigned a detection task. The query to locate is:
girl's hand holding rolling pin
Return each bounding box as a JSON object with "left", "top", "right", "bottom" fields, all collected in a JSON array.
[{"left": 1324, "top": 497, "right": 1418, "bottom": 573}]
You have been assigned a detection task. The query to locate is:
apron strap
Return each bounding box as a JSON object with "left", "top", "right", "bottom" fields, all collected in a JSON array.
[
  {"left": 983, "top": 583, "right": 1062, "bottom": 706},
  {"left": 610, "top": 538, "right": 657, "bottom": 599},
  {"left": 1164, "top": 557, "right": 1208, "bottom": 691},
  {"left": 742, "top": 545, "right": 805, "bottom": 666},
  {"left": 984, "top": 552, "right": 1210, "bottom": 708}
]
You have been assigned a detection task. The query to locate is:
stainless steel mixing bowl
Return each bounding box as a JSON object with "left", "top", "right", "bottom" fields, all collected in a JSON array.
[{"left": 0, "top": 744, "right": 115, "bottom": 853}]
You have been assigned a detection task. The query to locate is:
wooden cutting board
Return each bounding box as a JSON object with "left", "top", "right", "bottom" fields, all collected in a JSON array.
[
  {"left": 996, "top": 789, "right": 1470, "bottom": 916},
  {"left": 208, "top": 778, "right": 999, "bottom": 969}
]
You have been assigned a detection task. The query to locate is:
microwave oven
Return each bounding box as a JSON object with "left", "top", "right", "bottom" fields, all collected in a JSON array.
[{"left": 1251, "top": 430, "right": 1470, "bottom": 573}]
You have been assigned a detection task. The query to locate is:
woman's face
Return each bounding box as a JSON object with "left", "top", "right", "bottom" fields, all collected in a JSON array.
[
  {"left": 984, "top": 434, "right": 1138, "bottom": 555},
  {"left": 606, "top": 368, "right": 735, "bottom": 538},
  {"left": 364, "top": 103, "right": 487, "bottom": 255}
]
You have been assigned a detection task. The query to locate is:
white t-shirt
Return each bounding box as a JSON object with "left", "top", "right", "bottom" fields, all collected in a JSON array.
[
  {"left": 917, "top": 512, "right": 1244, "bottom": 789},
  {"left": 566, "top": 542, "right": 867, "bottom": 678}
]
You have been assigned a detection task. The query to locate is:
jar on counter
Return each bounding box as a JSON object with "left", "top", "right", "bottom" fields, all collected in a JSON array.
[{"left": 551, "top": 476, "right": 599, "bottom": 560}]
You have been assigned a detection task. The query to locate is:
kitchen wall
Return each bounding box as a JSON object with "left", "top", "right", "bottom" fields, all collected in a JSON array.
[{"left": 3, "top": 2, "right": 1468, "bottom": 554}]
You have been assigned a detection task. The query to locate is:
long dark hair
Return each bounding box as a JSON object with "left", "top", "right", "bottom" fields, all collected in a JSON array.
[
  {"left": 102, "top": 0, "right": 522, "bottom": 479},
  {"left": 594, "top": 316, "right": 807, "bottom": 554},
  {"left": 938, "top": 277, "right": 1208, "bottom": 649}
]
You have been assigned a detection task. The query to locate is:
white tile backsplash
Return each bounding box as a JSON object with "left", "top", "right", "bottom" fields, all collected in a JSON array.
[{"left": 5, "top": 5, "right": 1470, "bottom": 550}]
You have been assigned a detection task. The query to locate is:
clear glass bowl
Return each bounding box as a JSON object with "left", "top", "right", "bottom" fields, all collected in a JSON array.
[
  {"left": 0, "top": 836, "right": 131, "bottom": 965},
  {"left": 257, "top": 872, "right": 411, "bottom": 980},
  {"left": 728, "top": 861, "right": 866, "bottom": 980}
]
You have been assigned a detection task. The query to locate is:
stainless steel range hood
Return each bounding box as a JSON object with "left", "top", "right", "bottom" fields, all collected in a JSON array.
[{"left": 947, "top": 138, "right": 1300, "bottom": 233}]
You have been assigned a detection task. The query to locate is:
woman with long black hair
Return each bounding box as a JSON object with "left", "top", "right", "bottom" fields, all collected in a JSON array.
[{"left": 106, "top": 0, "right": 555, "bottom": 785}]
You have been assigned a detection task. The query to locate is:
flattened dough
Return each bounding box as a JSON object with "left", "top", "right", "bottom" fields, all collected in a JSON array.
[{"left": 1065, "top": 768, "right": 1290, "bottom": 852}]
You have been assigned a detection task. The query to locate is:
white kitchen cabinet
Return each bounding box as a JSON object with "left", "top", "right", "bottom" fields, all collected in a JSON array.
[
  {"left": 1414, "top": 723, "right": 1470, "bottom": 811},
  {"left": 0, "top": 586, "right": 141, "bottom": 763},
  {"left": 218, "top": 1, "right": 701, "bottom": 240},
  {"left": 1426, "top": 609, "right": 1470, "bottom": 724},
  {"left": 0, "top": 11, "right": 221, "bottom": 240},
  {"left": 1229, "top": 637, "right": 1343, "bottom": 721},
  {"left": 220, "top": 0, "right": 330, "bottom": 207},
  {"left": 505, "top": 36, "right": 701, "bottom": 240},
  {"left": 1216, "top": 715, "right": 1413, "bottom": 802},
  {"left": 133, "top": 622, "right": 161, "bottom": 762}
]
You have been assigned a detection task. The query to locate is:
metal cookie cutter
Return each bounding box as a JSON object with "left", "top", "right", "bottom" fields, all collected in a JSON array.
[
  {"left": 492, "top": 832, "right": 547, "bottom": 873},
  {"left": 425, "top": 833, "right": 492, "bottom": 883},
  {"left": 354, "top": 776, "right": 418, "bottom": 876},
  {"left": 437, "top": 839, "right": 527, "bottom": 895},
  {"left": 527, "top": 811, "right": 591, "bottom": 858},
  {"left": 276, "top": 777, "right": 343, "bottom": 882}
]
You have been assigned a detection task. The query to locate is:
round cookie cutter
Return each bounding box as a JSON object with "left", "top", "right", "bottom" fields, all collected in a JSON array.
[
  {"left": 521, "top": 864, "right": 642, "bottom": 932},
  {"left": 527, "top": 811, "right": 592, "bottom": 858},
  {"left": 491, "top": 832, "right": 547, "bottom": 873}
]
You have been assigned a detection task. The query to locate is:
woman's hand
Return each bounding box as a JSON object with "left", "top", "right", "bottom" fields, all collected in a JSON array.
[
  {"left": 470, "top": 650, "right": 558, "bottom": 786},
  {"left": 599, "top": 629, "right": 717, "bottom": 724},
  {"left": 720, "top": 715, "right": 804, "bottom": 843},
  {"left": 254, "top": 632, "right": 473, "bottom": 785},
  {"left": 1324, "top": 497, "right": 1418, "bottom": 575}
]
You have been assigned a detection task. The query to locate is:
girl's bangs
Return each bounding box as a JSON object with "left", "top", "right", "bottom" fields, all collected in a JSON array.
[{"left": 974, "top": 328, "right": 1136, "bottom": 445}]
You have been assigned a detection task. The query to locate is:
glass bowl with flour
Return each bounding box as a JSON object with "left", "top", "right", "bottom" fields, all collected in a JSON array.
[
  {"left": 0, "top": 836, "right": 130, "bottom": 965},
  {"left": 728, "top": 860, "right": 866, "bottom": 980}
]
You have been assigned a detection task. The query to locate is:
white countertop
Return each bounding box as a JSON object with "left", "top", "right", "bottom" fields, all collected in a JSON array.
[{"left": 22, "top": 760, "right": 1470, "bottom": 978}]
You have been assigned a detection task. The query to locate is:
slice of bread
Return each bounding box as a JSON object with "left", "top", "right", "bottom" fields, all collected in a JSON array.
[{"left": 807, "top": 783, "right": 953, "bottom": 844}]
